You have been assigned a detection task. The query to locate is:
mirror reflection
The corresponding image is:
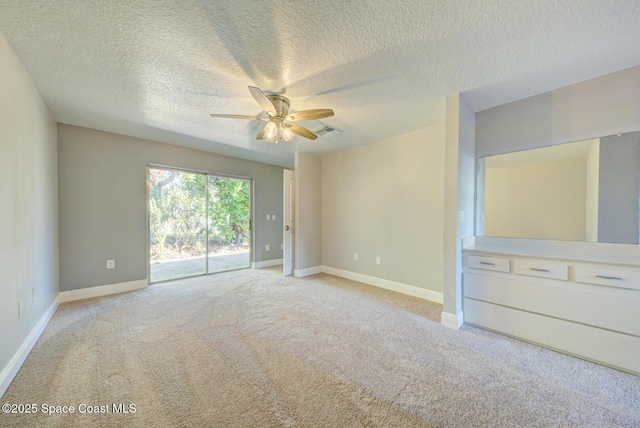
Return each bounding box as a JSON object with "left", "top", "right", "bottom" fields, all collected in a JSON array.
[{"left": 477, "top": 131, "right": 640, "bottom": 244}]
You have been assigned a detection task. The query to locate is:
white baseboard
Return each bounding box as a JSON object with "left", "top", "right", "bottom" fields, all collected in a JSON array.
[
  {"left": 321, "top": 266, "right": 443, "bottom": 304},
  {"left": 1, "top": 279, "right": 149, "bottom": 397},
  {"left": 59, "top": 279, "right": 148, "bottom": 303},
  {"left": 294, "top": 266, "right": 323, "bottom": 277},
  {"left": 0, "top": 296, "right": 60, "bottom": 398},
  {"left": 252, "top": 258, "right": 283, "bottom": 269},
  {"left": 441, "top": 311, "right": 464, "bottom": 330}
]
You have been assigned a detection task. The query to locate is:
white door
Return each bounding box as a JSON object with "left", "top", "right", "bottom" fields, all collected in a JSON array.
[{"left": 283, "top": 169, "right": 295, "bottom": 275}]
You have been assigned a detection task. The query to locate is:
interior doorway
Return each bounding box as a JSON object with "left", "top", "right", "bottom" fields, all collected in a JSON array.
[{"left": 148, "top": 166, "right": 252, "bottom": 283}]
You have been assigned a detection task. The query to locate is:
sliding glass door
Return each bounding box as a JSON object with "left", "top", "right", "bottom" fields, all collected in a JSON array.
[
  {"left": 148, "top": 167, "right": 251, "bottom": 283},
  {"left": 207, "top": 176, "right": 251, "bottom": 273}
]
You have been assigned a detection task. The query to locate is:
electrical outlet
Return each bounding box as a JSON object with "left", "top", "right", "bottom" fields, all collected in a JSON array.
[
  {"left": 354, "top": 252, "right": 359, "bottom": 261},
  {"left": 265, "top": 244, "right": 270, "bottom": 251},
  {"left": 459, "top": 211, "right": 465, "bottom": 222},
  {"left": 281, "top": 243, "right": 284, "bottom": 250},
  {"left": 376, "top": 256, "right": 381, "bottom": 265},
  {"left": 266, "top": 214, "right": 270, "bottom": 220},
  {"left": 106, "top": 259, "right": 115, "bottom": 269},
  {"left": 272, "top": 214, "right": 276, "bottom": 220},
  {"left": 18, "top": 300, "right": 23, "bottom": 319}
]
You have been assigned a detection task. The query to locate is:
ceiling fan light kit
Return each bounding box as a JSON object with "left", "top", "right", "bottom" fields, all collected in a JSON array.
[
  {"left": 210, "top": 86, "right": 334, "bottom": 144},
  {"left": 263, "top": 94, "right": 293, "bottom": 144},
  {"left": 263, "top": 118, "right": 294, "bottom": 144}
]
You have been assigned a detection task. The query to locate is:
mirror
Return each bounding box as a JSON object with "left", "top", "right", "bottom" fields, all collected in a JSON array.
[{"left": 477, "top": 131, "right": 640, "bottom": 244}]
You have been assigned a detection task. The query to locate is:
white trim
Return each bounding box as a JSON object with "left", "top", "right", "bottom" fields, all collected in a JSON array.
[
  {"left": 0, "top": 296, "right": 60, "bottom": 398},
  {"left": 321, "top": 266, "right": 443, "bottom": 304},
  {"left": 441, "top": 311, "right": 464, "bottom": 330},
  {"left": 252, "top": 258, "right": 283, "bottom": 269},
  {"left": 58, "top": 279, "right": 148, "bottom": 303},
  {"left": 294, "top": 266, "right": 323, "bottom": 277}
]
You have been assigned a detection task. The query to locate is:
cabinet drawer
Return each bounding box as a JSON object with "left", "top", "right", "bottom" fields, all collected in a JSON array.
[
  {"left": 513, "top": 259, "right": 569, "bottom": 281},
  {"left": 467, "top": 255, "right": 510, "bottom": 273},
  {"left": 464, "top": 272, "right": 640, "bottom": 337},
  {"left": 464, "top": 298, "right": 640, "bottom": 374},
  {"left": 574, "top": 264, "right": 640, "bottom": 291}
]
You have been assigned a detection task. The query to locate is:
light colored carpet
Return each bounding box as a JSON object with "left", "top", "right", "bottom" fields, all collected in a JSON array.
[{"left": 2, "top": 267, "right": 639, "bottom": 427}]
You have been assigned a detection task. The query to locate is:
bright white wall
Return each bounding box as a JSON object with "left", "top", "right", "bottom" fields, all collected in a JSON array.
[
  {"left": 484, "top": 157, "right": 587, "bottom": 241},
  {"left": 322, "top": 124, "right": 445, "bottom": 292},
  {"left": 0, "top": 32, "right": 58, "bottom": 388}
]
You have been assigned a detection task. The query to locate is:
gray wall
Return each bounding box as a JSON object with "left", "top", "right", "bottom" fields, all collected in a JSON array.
[
  {"left": 474, "top": 65, "right": 640, "bottom": 250},
  {"left": 294, "top": 152, "right": 322, "bottom": 271},
  {"left": 0, "top": 32, "right": 58, "bottom": 388},
  {"left": 598, "top": 133, "right": 640, "bottom": 244},
  {"left": 476, "top": 66, "right": 640, "bottom": 157},
  {"left": 321, "top": 125, "right": 445, "bottom": 291},
  {"left": 58, "top": 124, "right": 284, "bottom": 291}
]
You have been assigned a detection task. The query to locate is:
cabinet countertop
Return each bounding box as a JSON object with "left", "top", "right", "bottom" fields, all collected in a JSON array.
[{"left": 463, "top": 237, "right": 640, "bottom": 268}]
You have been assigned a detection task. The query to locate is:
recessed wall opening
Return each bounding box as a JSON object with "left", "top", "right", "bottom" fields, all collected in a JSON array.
[{"left": 147, "top": 166, "right": 252, "bottom": 283}]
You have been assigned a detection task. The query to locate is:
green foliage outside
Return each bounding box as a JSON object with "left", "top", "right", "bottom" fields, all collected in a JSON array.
[{"left": 149, "top": 169, "right": 250, "bottom": 261}]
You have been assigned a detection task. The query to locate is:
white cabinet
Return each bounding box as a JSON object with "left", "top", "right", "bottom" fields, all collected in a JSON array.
[{"left": 463, "top": 243, "right": 640, "bottom": 375}]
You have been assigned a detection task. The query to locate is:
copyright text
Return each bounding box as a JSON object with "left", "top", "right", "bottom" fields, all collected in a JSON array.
[{"left": 2, "top": 403, "right": 136, "bottom": 415}]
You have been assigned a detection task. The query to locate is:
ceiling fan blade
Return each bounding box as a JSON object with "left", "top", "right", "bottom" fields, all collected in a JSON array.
[
  {"left": 248, "top": 86, "right": 276, "bottom": 116},
  {"left": 286, "top": 109, "right": 334, "bottom": 122},
  {"left": 256, "top": 122, "right": 267, "bottom": 140},
  {"left": 210, "top": 114, "right": 268, "bottom": 121},
  {"left": 288, "top": 123, "right": 318, "bottom": 140}
]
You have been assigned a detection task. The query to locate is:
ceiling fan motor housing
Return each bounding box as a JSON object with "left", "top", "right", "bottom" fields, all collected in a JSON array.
[{"left": 267, "top": 95, "right": 290, "bottom": 117}]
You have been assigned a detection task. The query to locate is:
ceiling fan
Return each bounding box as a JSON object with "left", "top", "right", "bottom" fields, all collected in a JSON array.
[{"left": 210, "top": 86, "right": 334, "bottom": 144}]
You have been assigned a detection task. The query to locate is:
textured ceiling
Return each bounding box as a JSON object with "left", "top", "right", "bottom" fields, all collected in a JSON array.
[{"left": 1, "top": 0, "right": 639, "bottom": 168}]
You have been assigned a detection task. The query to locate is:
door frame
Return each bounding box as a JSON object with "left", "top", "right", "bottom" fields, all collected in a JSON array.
[
  {"left": 146, "top": 164, "right": 254, "bottom": 284},
  {"left": 283, "top": 169, "right": 295, "bottom": 275}
]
